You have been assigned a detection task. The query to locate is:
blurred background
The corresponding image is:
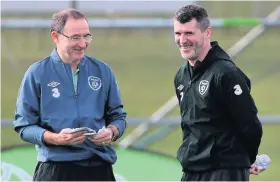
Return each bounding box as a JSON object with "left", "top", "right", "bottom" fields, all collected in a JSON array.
[{"left": 1, "top": 1, "right": 280, "bottom": 181}]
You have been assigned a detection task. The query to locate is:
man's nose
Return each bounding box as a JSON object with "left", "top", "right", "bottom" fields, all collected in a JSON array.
[
  {"left": 77, "top": 41, "right": 88, "bottom": 48},
  {"left": 180, "top": 35, "right": 188, "bottom": 45}
]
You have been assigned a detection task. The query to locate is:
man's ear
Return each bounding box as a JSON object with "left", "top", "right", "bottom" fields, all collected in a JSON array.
[
  {"left": 205, "top": 27, "right": 211, "bottom": 38},
  {"left": 51, "top": 31, "right": 59, "bottom": 44}
]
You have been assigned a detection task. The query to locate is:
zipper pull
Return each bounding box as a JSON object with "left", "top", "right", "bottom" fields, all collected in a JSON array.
[{"left": 188, "top": 80, "right": 192, "bottom": 88}]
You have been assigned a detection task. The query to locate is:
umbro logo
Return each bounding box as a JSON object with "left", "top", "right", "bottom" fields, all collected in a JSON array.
[
  {"left": 48, "top": 81, "right": 60, "bottom": 87},
  {"left": 177, "top": 84, "right": 184, "bottom": 91}
]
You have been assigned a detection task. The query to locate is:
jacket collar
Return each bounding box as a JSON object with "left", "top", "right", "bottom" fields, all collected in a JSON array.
[
  {"left": 189, "top": 41, "right": 232, "bottom": 75},
  {"left": 50, "top": 48, "right": 86, "bottom": 66}
]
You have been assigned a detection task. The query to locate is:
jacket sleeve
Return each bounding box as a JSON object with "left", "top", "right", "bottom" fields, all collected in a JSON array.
[
  {"left": 220, "top": 69, "right": 263, "bottom": 164},
  {"left": 104, "top": 68, "right": 127, "bottom": 138},
  {"left": 13, "top": 67, "right": 47, "bottom": 146}
]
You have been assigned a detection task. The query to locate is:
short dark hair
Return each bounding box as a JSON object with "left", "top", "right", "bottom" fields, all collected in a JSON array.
[
  {"left": 50, "top": 8, "right": 87, "bottom": 33},
  {"left": 174, "top": 4, "right": 210, "bottom": 31}
]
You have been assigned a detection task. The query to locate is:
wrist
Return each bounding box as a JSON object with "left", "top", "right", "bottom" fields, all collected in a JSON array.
[
  {"left": 43, "top": 131, "right": 60, "bottom": 145},
  {"left": 107, "top": 125, "right": 119, "bottom": 142}
]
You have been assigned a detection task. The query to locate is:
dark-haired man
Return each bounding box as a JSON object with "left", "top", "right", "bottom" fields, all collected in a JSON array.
[{"left": 173, "top": 4, "right": 263, "bottom": 181}]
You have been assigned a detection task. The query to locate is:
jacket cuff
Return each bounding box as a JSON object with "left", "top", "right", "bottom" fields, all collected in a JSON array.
[
  {"left": 107, "top": 120, "right": 126, "bottom": 140},
  {"left": 19, "top": 125, "right": 47, "bottom": 146}
]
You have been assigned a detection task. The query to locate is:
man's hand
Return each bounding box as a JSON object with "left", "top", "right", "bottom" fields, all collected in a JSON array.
[
  {"left": 89, "top": 128, "right": 113, "bottom": 146},
  {"left": 44, "top": 128, "right": 87, "bottom": 146},
  {"left": 249, "top": 163, "right": 265, "bottom": 175}
]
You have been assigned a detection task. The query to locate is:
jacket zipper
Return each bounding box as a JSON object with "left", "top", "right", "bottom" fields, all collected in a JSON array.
[
  {"left": 69, "top": 65, "right": 80, "bottom": 127},
  {"left": 75, "top": 70, "right": 80, "bottom": 127}
]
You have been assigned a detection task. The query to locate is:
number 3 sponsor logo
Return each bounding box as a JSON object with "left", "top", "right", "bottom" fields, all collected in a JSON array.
[
  {"left": 52, "top": 88, "right": 60, "bottom": 98},
  {"left": 233, "top": 84, "right": 243, "bottom": 95}
]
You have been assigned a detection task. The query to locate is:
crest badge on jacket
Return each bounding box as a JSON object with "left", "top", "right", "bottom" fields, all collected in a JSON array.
[{"left": 88, "top": 76, "right": 102, "bottom": 91}]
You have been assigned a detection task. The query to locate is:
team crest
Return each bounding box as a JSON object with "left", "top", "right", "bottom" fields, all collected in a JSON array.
[
  {"left": 88, "top": 76, "right": 102, "bottom": 91},
  {"left": 198, "top": 80, "right": 209, "bottom": 95}
]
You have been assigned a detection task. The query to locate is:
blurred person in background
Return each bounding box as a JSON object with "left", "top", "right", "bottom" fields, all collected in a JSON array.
[
  {"left": 13, "top": 8, "right": 127, "bottom": 181},
  {"left": 173, "top": 4, "right": 263, "bottom": 181}
]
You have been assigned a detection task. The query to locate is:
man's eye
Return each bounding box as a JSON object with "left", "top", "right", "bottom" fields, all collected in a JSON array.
[
  {"left": 85, "top": 35, "right": 91, "bottom": 38},
  {"left": 72, "top": 36, "right": 80, "bottom": 40}
]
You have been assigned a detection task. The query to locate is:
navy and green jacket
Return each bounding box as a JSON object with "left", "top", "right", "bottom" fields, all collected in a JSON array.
[
  {"left": 13, "top": 49, "right": 127, "bottom": 165},
  {"left": 174, "top": 42, "right": 262, "bottom": 172}
]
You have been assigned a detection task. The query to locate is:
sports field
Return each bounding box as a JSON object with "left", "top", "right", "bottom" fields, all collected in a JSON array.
[{"left": 2, "top": 1, "right": 280, "bottom": 180}]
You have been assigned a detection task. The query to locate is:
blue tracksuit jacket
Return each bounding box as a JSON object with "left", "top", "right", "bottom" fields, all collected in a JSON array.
[{"left": 13, "top": 49, "right": 127, "bottom": 165}]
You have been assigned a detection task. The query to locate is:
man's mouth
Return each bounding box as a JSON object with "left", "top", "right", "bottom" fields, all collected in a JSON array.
[
  {"left": 181, "top": 46, "right": 193, "bottom": 50},
  {"left": 74, "top": 49, "right": 84, "bottom": 53},
  {"left": 180, "top": 43, "right": 193, "bottom": 49}
]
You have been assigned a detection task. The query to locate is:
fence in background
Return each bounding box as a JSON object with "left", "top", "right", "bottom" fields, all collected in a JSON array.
[
  {"left": 2, "top": 18, "right": 280, "bottom": 28},
  {"left": 2, "top": 115, "right": 280, "bottom": 127}
]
